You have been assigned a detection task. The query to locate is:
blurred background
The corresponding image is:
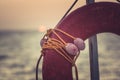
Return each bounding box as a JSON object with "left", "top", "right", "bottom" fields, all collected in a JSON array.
[{"left": 0, "top": 0, "right": 120, "bottom": 80}]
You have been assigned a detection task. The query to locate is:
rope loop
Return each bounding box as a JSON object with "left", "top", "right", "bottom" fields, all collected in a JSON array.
[{"left": 39, "top": 28, "right": 85, "bottom": 80}]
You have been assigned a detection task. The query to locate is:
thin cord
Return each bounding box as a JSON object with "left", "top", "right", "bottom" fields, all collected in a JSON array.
[
  {"left": 36, "top": 54, "right": 43, "bottom": 80},
  {"left": 41, "top": 29, "right": 81, "bottom": 80},
  {"left": 117, "top": 0, "right": 120, "bottom": 2},
  {"left": 36, "top": 28, "right": 81, "bottom": 80},
  {"left": 59, "top": 0, "right": 78, "bottom": 21},
  {"left": 55, "top": 0, "right": 78, "bottom": 27},
  {"left": 55, "top": 28, "right": 76, "bottom": 39},
  {"left": 74, "top": 65, "right": 79, "bottom": 80},
  {"left": 52, "top": 30, "right": 66, "bottom": 44}
]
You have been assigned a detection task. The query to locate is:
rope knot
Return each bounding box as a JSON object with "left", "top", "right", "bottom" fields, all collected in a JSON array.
[{"left": 40, "top": 28, "right": 85, "bottom": 80}]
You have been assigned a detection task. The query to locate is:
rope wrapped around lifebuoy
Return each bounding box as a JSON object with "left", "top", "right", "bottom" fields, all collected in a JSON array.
[{"left": 36, "top": 2, "right": 120, "bottom": 80}]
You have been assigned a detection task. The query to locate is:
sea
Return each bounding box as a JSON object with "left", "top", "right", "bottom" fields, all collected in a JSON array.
[{"left": 0, "top": 31, "right": 120, "bottom": 80}]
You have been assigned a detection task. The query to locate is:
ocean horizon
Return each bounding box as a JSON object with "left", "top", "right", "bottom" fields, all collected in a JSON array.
[{"left": 0, "top": 31, "right": 120, "bottom": 80}]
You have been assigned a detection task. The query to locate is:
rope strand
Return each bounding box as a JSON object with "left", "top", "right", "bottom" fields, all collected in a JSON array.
[
  {"left": 55, "top": 28, "right": 76, "bottom": 39},
  {"left": 36, "top": 54, "right": 43, "bottom": 80},
  {"left": 36, "top": 28, "right": 81, "bottom": 80}
]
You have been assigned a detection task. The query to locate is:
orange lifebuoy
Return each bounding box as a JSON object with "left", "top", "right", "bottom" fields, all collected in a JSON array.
[{"left": 38, "top": 2, "right": 120, "bottom": 80}]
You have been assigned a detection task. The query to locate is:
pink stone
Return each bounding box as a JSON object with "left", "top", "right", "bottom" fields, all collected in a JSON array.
[
  {"left": 65, "top": 43, "right": 78, "bottom": 55},
  {"left": 74, "top": 38, "right": 85, "bottom": 50}
]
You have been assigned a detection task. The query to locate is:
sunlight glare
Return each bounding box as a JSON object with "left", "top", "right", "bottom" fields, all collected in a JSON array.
[{"left": 38, "top": 25, "right": 47, "bottom": 32}]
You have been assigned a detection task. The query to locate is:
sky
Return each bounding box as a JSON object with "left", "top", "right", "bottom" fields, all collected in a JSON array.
[{"left": 0, "top": 0, "right": 117, "bottom": 31}]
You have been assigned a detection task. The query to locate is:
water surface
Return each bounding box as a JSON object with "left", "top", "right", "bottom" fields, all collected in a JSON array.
[{"left": 0, "top": 31, "right": 120, "bottom": 80}]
